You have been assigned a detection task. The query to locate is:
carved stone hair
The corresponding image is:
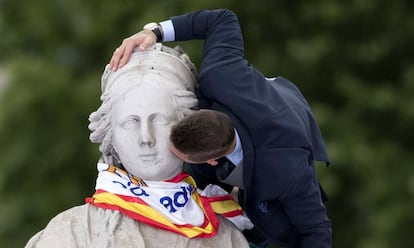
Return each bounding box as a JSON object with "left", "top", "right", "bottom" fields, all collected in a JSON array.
[{"left": 88, "top": 43, "right": 198, "bottom": 164}]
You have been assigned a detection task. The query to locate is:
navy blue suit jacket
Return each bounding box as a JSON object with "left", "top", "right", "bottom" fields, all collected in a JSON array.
[{"left": 171, "top": 9, "right": 332, "bottom": 247}]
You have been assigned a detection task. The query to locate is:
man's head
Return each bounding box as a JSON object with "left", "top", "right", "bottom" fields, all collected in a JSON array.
[
  {"left": 89, "top": 44, "right": 198, "bottom": 180},
  {"left": 169, "top": 109, "right": 235, "bottom": 165}
]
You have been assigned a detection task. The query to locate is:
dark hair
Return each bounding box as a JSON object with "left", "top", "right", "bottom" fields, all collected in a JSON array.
[{"left": 170, "top": 109, "right": 235, "bottom": 162}]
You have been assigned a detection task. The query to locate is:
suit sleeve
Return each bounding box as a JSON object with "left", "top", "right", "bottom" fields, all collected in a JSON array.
[
  {"left": 254, "top": 145, "right": 332, "bottom": 247},
  {"left": 170, "top": 9, "right": 245, "bottom": 93},
  {"left": 170, "top": 9, "right": 280, "bottom": 127},
  {"left": 279, "top": 149, "right": 332, "bottom": 247},
  {"left": 171, "top": 9, "right": 244, "bottom": 66}
]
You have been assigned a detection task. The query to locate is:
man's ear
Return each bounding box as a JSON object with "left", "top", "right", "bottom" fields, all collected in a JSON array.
[{"left": 206, "top": 159, "right": 218, "bottom": 166}]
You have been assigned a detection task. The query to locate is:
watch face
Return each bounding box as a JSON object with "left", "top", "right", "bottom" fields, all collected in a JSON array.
[{"left": 143, "top": 22, "right": 158, "bottom": 31}]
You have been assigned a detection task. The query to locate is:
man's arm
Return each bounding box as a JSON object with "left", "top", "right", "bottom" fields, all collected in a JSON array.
[
  {"left": 109, "top": 9, "right": 243, "bottom": 71},
  {"left": 254, "top": 145, "right": 332, "bottom": 247},
  {"left": 281, "top": 158, "right": 332, "bottom": 247},
  {"left": 170, "top": 9, "right": 244, "bottom": 71}
]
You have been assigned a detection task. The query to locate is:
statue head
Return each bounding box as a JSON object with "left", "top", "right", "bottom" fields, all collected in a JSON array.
[{"left": 88, "top": 44, "right": 198, "bottom": 181}]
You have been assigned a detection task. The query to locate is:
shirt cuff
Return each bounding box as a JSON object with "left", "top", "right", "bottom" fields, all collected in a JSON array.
[{"left": 159, "top": 20, "right": 175, "bottom": 42}]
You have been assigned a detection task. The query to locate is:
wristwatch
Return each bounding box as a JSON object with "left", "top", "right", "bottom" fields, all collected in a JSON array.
[{"left": 143, "top": 22, "right": 163, "bottom": 42}]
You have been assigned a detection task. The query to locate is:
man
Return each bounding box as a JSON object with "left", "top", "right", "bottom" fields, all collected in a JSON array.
[
  {"left": 25, "top": 44, "right": 250, "bottom": 248},
  {"left": 110, "top": 9, "right": 332, "bottom": 247}
]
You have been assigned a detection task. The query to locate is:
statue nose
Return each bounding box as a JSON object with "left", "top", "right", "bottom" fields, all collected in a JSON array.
[
  {"left": 138, "top": 123, "right": 155, "bottom": 147},
  {"left": 139, "top": 140, "right": 154, "bottom": 147}
]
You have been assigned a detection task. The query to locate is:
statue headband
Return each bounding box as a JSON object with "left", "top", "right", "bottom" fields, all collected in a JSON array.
[{"left": 101, "top": 43, "right": 198, "bottom": 94}]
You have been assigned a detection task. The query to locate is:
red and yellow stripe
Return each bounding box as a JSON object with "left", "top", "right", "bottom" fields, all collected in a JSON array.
[{"left": 86, "top": 172, "right": 241, "bottom": 238}]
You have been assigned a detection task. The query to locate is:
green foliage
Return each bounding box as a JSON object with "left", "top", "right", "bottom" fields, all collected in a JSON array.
[{"left": 0, "top": 0, "right": 413, "bottom": 247}]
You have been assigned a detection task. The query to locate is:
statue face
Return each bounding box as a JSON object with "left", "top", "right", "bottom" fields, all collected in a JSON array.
[{"left": 111, "top": 82, "right": 183, "bottom": 181}]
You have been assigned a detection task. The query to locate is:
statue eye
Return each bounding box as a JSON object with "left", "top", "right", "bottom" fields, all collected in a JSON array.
[
  {"left": 152, "top": 115, "right": 170, "bottom": 125},
  {"left": 122, "top": 118, "right": 139, "bottom": 128}
]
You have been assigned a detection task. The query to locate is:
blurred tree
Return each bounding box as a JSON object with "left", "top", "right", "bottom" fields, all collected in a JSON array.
[{"left": 0, "top": 0, "right": 413, "bottom": 247}]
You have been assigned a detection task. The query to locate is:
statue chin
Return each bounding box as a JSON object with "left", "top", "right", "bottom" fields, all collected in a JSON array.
[{"left": 123, "top": 155, "right": 184, "bottom": 181}]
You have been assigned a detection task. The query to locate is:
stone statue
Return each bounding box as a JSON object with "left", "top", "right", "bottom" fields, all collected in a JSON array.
[{"left": 25, "top": 44, "right": 250, "bottom": 248}]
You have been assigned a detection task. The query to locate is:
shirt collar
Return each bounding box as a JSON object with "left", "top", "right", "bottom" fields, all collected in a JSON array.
[{"left": 225, "top": 129, "right": 243, "bottom": 166}]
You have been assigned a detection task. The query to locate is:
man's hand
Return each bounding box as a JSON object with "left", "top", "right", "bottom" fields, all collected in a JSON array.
[{"left": 109, "top": 30, "right": 157, "bottom": 71}]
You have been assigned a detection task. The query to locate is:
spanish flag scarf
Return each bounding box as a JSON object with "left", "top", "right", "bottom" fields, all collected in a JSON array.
[{"left": 86, "top": 163, "right": 252, "bottom": 238}]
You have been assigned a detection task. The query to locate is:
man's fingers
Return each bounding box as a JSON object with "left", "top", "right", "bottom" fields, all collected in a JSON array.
[
  {"left": 110, "top": 47, "right": 124, "bottom": 71},
  {"left": 109, "top": 32, "right": 155, "bottom": 71},
  {"left": 119, "top": 42, "right": 136, "bottom": 68}
]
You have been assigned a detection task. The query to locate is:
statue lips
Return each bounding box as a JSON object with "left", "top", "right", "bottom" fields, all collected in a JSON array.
[{"left": 139, "top": 153, "right": 157, "bottom": 162}]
